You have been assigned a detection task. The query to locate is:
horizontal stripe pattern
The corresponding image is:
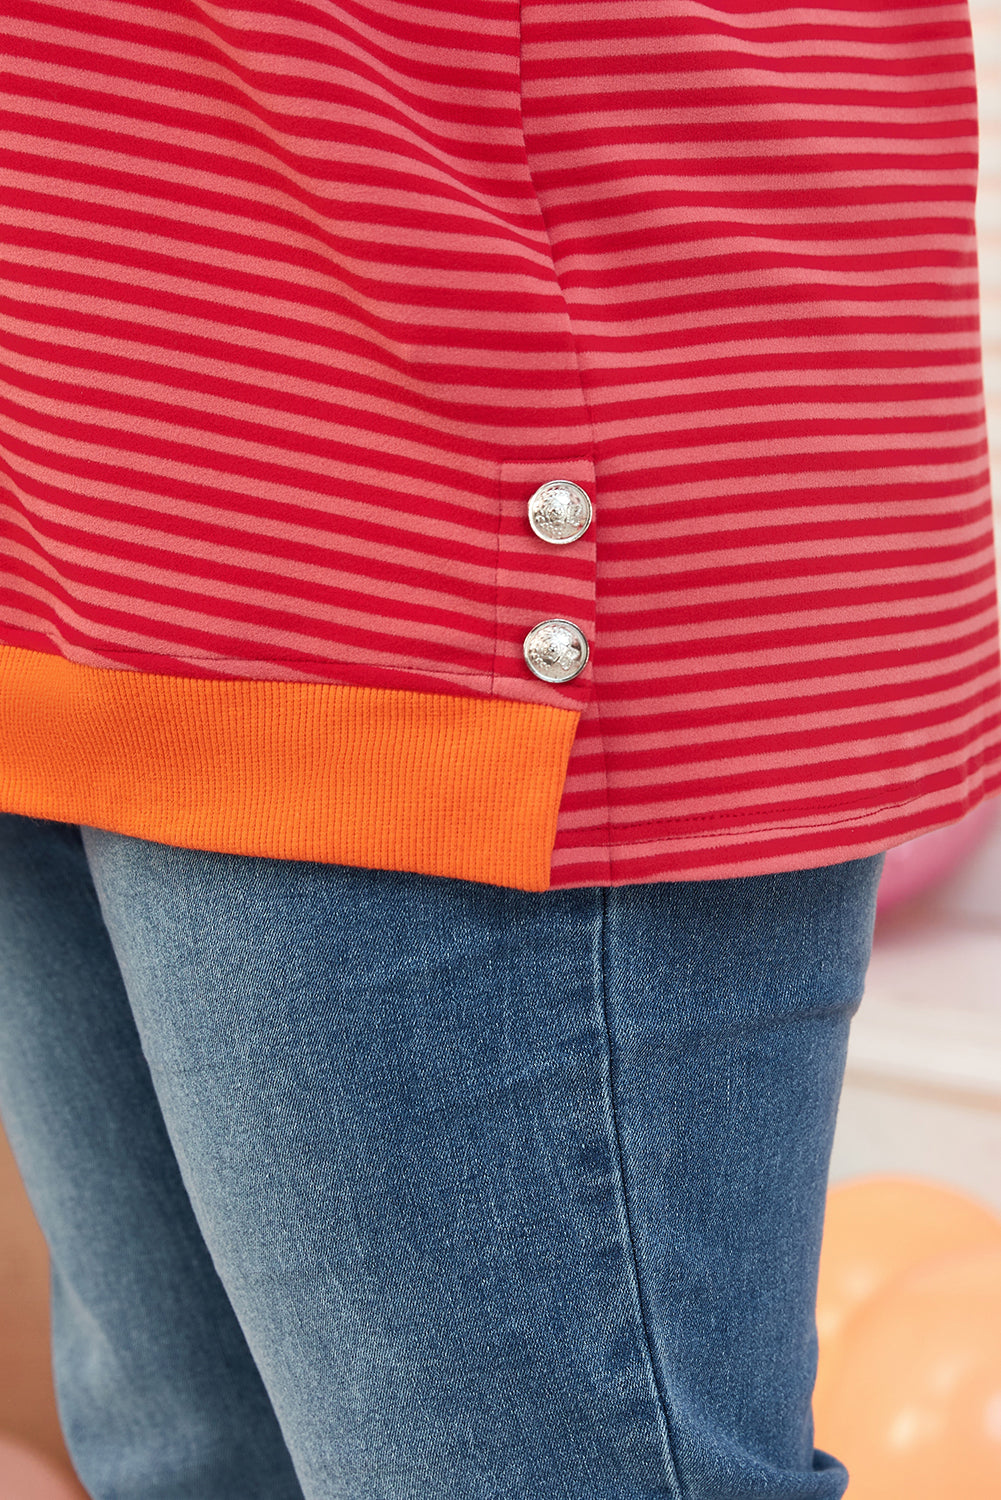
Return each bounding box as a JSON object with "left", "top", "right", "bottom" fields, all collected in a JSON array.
[
  {"left": 1, "top": 0, "right": 1000, "bottom": 888},
  {"left": 517, "top": 0, "right": 1001, "bottom": 882}
]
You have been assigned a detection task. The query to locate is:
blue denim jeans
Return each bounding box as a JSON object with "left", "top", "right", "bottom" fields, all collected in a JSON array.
[{"left": 0, "top": 814, "right": 885, "bottom": 1500}]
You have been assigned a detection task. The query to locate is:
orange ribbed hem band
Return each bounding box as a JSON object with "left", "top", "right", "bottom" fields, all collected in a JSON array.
[{"left": 0, "top": 644, "right": 580, "bottom": 891}]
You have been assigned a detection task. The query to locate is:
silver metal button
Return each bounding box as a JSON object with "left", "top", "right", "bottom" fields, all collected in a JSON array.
[
  {"left": 523, "top": 619, "right": 589, "bottom": 683},
  {"left": 527, "top": 480, "right": 592, "bottom": 544}
]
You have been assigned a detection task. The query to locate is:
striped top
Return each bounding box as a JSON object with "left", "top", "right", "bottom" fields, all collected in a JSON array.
[{"left": 1, "top": 0, "right": 999, "bottom": 890}]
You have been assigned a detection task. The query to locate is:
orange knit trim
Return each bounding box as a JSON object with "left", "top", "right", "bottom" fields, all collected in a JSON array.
[{"left": 0, "top": 644, "right": 579, "bottom": 891}]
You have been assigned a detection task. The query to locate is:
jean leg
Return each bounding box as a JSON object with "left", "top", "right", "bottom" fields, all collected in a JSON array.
[
  {"left": 601, "top": 857, "right": 885, "bottom": 1498},
  {"left": 0, "top": 815, "right": 305, "bottom": 1500},
  {"left": 78, "top": 829, "right": 688, "bottom": 1500},
  {"left": 76, "top": 828, "right": 882, "bottom": 1500}
]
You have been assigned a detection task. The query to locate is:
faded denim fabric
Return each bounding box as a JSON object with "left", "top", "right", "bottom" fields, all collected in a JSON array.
[{"left": 0, "top": 815, "right": 884, "bottom": 1500}]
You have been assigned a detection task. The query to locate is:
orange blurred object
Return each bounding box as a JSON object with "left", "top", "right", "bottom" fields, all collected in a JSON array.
[
  {"left": 815, "top": 1175, "right": 1001, "bottom": 1410},
  {"left": 0, "top": 1122, "right": 84, "bottom": 1491},
  {"left": 0, "top": 1435, "right": 87, "bottom": 1499},
  {"left": 817, "top": 1247, "right": 1001, "bottom": 1499}
]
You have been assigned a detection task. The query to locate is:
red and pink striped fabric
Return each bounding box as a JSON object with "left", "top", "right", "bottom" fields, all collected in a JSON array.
[{"left": 2, "top": 0, "right": 1000, "bottom": 887}]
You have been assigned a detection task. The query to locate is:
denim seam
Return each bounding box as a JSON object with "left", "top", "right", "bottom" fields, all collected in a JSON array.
[{"left": 597, "top": 887, "right": 687, "bottom": 1500}]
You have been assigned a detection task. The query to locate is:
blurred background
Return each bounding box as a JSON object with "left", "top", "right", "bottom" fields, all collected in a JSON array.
[
  {"left": 1, "top": 2, "right": 1001, "bottom": 1496},
  {"left": 827, "top": 0, "right": 1001, "bottom": 1214}
]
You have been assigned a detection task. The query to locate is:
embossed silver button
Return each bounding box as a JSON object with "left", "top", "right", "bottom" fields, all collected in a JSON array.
[
  {"left": 527, "top": 479, "right": 592, "bottom": 544},
  {"left": 523, "top": 619, "right": 589, "bottom": 683}
]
